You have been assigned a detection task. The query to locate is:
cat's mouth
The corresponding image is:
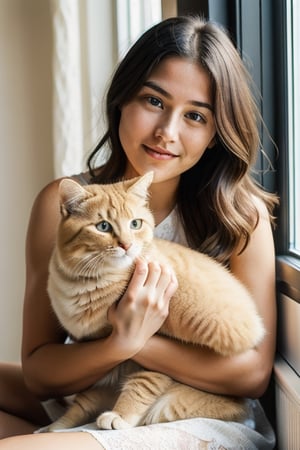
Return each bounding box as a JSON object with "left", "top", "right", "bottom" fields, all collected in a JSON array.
[
  {"left": 143, "top": 145, "right": 179, "bottom": 160},
  {"left": 113, "top": 247, "right": 132, "bottom": 258},
  {"left": 106, "top": 246, "right": 140, "bottom": 267}
]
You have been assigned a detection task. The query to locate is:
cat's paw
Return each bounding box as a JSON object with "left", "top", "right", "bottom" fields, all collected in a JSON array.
[
  {"left": 37, "top": 421, "right": 66, "bottom": 433},
  {"left": 37, "top": 425, "right": 52, "bottom": 433},
  {"left": 38, "top": 421, "right": 67, "bottom": 433},
  {"left": 96, "top": 411, "right": 133, "bottom": 430}
]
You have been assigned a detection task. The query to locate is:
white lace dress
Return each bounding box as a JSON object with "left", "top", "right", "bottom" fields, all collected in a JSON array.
[{"left": 42, "top": 209, "right": 276, "bottom": 449}]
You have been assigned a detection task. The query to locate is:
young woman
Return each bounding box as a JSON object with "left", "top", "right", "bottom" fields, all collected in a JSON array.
[{"left": 0, "top": 16, "right": 277, "bottom": 449}]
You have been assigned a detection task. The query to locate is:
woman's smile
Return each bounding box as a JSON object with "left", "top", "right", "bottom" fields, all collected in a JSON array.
[{"left": 143, "top": 144, "right": 179, "bottom": 160}]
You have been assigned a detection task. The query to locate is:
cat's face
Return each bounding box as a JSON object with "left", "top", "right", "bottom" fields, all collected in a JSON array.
[{"left": 56, "top": 174, "right": 155, "bottom": 277}]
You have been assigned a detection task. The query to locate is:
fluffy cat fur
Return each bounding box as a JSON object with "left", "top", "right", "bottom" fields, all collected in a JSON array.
[{"left": 46, "top": 172, "right": 265, "bottom": 431}]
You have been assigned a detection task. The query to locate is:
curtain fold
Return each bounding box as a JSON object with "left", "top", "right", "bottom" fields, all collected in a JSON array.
[
  {"left": 51, "top": 0, "right": 85, "bottom": 177},
  {"left": 116, "top": 0, "right": 162, "bottom": 57}
]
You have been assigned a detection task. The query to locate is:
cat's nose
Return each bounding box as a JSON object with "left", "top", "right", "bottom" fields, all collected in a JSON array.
[{"left": 118, "top": 242, "right": 131, "bottom": 251}]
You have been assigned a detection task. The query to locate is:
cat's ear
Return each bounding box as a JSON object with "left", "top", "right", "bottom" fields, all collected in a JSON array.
[
  {"left": 58, "top": 179, "right": 92, "bottom": 217},
  {"left": 126, "top": 172, "right": 153, "bottom": 200}
]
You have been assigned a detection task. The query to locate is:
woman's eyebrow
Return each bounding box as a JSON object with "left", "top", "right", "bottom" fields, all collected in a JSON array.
[
  {"left": 143, "top": 81, "right": 172, "bottom": 99},
  {"left": 143, "top": 80, "right": 214, "bottom": 112}
]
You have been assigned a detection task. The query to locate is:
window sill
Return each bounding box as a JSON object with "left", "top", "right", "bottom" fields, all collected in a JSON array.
[{"left": 276, "top": 255, "right": 300, "bottom": 303}]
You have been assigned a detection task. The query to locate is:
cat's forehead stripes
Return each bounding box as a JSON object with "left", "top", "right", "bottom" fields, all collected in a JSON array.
[
  {"left": 90, "top": 187, "right": 135, "bottom": 222},
  {"left": 86, "top": 189, "right": 142, "bottom": 242}
]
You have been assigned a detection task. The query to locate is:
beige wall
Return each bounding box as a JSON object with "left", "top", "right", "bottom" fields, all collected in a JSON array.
[
  {"left": 0, "top": 0, "right": 54, "bottom": 362},
  {"left": 0, "top": 0, "right": 117, "bottom": 362}
]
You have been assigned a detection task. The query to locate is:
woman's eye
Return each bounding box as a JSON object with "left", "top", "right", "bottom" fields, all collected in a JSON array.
[
  {"left": 185, "top": 111, "right": 206, "bottom": 123},
  {"left": 130, "top": 219, "right": 143, "bottom": 230},
  {"left": 96, "top": 221, "right": 113, "bottom": 233},
  {"left": 147, "top": 96, "right": 163, "bottom": 108}
]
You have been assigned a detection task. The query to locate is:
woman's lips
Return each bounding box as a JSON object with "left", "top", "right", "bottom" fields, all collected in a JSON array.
[{"left": 143, "top": 145, "right": 178, "bottom": 160}]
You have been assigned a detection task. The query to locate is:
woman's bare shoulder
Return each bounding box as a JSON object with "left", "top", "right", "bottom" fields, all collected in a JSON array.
[
  {"left": 26, "top": 173, "right": 92, "bottom": 267},
  {"left": 32, "top": 177, "right": 68, "bottom": 207},
  {"left": 26, "top": 178, "right": 70, "bottom": 273},
  {"left": 26, "top": 179, "right": 65, "bottom": 257},
  {"left": 251, "top": 194, "right": 271, "bottom": 221}
]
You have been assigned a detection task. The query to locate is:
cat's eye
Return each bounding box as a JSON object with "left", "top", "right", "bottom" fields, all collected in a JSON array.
[
  {"left": 130, "top": 219, "right": 143, "bottom": 230},
  {"left": 96, "top": 221, "right": 113, "bottom": 233}
]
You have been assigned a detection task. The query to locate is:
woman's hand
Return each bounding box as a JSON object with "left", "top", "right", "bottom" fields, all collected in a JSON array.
[{"left": 108, "top": 258, "right": 178, "bottom": 355}]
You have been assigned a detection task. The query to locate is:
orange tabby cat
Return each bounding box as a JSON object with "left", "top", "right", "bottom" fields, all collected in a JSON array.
[{"left": 46, "top": 172, "right": 265, "bottom": 431}]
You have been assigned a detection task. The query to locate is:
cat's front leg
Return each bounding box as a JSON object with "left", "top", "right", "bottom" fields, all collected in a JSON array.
[
  {"left": 97, "top": 371, "right": 174, "bottom": 430},
  {"left": 46, "top": 385, "right": 118, "bottom": 431}
]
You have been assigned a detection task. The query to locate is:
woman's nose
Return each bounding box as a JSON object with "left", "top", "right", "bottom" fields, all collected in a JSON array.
[{"left": 154, "top": 113, "right": 179, "bottom": 143}]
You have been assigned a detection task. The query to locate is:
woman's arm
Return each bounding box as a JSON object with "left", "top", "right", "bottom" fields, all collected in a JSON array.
[
  {"left": 22, "top": 180, "right": 177, "bottom": 399},
  {"left": 133, "top": 199, "right": 276, "bottom": 399}
]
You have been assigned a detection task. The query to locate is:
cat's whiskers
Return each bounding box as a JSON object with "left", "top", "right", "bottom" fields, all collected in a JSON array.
[
  {"left": 71, "top": 249, "right": 134, "bottom": 279},
  {"left": 70, "top": 253, "right": 106, "bottom": 278}
]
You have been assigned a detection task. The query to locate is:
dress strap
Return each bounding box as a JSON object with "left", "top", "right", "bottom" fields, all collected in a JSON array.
[{"left": 72, "top": 172, "right": 90, "bottom": 186}]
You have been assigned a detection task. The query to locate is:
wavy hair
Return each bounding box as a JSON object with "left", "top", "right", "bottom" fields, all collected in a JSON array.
[{"left": 87, "top": 16, "right": 277, "bottom": 264}]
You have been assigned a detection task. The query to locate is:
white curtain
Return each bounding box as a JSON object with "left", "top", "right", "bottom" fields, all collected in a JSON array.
[
  {"left": 51, "top": 0, "right": 85, "bottom": 177},
  {"left": 117, "top": 0, "right": 162, "bottom": 57},
  {"left": 51, "top": 0, "right": 117, "bottom": 178},
  {"left": 51, "top": 0, "right": 161, "bottom": 178}
]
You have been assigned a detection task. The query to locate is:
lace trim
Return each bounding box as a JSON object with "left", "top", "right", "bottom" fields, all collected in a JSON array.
[{"left": 85, "top": 425, "right": 225, "bottom": 450}]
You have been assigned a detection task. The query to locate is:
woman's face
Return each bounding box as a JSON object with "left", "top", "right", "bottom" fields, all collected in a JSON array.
[{"left": 119, "top": 57, "right": 216, "bottom": 186}]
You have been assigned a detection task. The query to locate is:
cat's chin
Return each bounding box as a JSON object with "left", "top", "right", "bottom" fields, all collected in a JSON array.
[{"left": 105, "top": 255, "right": 135, "bottom": 271}]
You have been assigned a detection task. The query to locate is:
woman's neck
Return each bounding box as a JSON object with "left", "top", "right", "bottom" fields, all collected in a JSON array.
[{"left": 149, "top": 179, "right": 179, "bottom": 225}]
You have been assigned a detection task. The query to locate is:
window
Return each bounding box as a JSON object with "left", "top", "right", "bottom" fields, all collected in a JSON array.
[{"left": 286, "top": 0, "right": 300, "bottom": 256}]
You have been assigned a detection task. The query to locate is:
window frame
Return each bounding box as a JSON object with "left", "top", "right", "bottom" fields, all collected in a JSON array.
[
  {"left": 274, "top": 0, "right": 300, "bottom": 309},
  {"left": 274, "top": 0, "right": 300, "bottom": 267},
  {"left": 285, "top": 0, "right": 300, "bottom": 258}
]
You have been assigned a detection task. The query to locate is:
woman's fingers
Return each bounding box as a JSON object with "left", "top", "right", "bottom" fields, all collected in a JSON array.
[
  {"left": 163, "top": 271, "right": 178, "bottom": 302},
  {"left": 108, "top": 257, "right": 178, "bottom": 354},
  {"left": 143, "top": 261, "right": 162, "bottom": 288}
]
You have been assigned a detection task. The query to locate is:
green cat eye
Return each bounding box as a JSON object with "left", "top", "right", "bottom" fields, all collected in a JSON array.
[
  {"left": 96, "top": 221, "right": 113, "bottom": 233},
  {"left": 130, "top": 219, "right": 143, "bottom": 230}
]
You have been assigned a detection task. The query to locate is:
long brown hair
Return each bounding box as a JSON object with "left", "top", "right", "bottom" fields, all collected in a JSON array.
[{"left": 88, "top": 16, "right": 277, "bottom": 264}]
